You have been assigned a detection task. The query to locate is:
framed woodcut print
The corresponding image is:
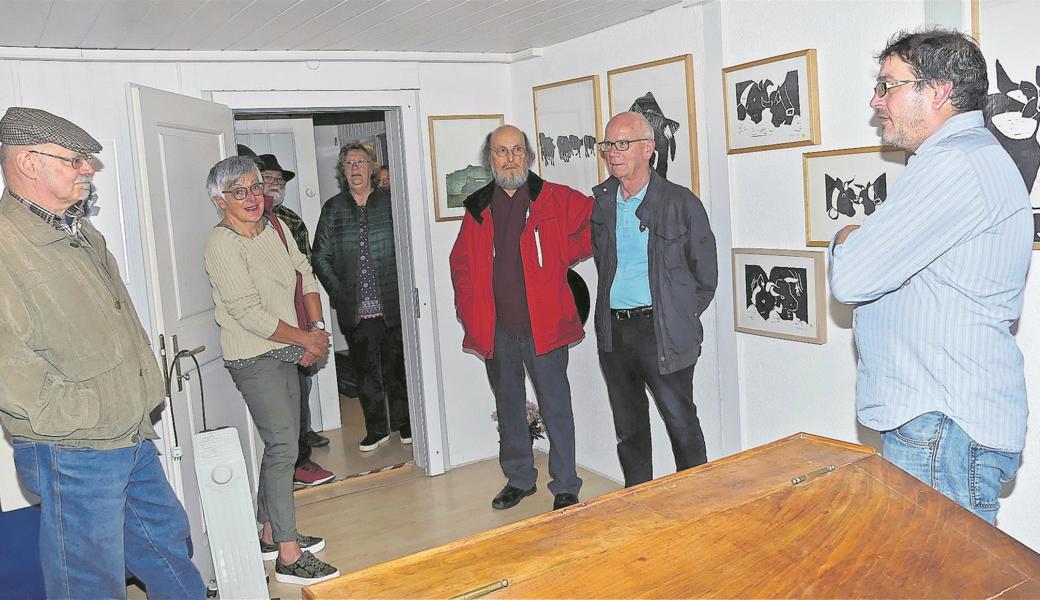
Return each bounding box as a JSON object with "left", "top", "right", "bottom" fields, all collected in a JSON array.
[
  {"left": 608, "top": 54, "right": 699, "bottom": 195},
  {"left": 732, "top": 248, "right": 827, "bottom": 344},
  {"left": 533, "top": 75, "right": 606, "bottom": 193},
  {"left": 428, "top": 114, "right": 503, "bottom": 222},
  {"left": 722, "top": 49, "right": 821, "bottom": 154},
  {"left": 802, "top": 146, "right": 907, "bottom": 247},
  {"left": 973, "top": 0, "right": 1040, "bottom": 248}
]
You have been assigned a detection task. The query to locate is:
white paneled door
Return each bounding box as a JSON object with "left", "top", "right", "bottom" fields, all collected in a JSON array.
[{"left": 127, "top": 83, "right": 258, "bottom": 585}]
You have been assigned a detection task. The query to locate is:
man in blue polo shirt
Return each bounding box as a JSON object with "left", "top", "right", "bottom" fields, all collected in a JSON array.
[{"left": 590, "top": 111, "right": 718, "bottom": 488}]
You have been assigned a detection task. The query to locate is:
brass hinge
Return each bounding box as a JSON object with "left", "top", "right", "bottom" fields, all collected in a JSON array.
[
  {"left": 451, "top": 579, "right": 509, "bottom": 599},
  {"left": 791, "top": 465, "right": 835, "bottom": 485}
]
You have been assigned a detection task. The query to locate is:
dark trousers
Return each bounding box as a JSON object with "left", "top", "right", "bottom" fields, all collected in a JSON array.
[
  {"left": 485, "top": 329, "right": 582, "bottom": 496},
  {"left": 599, "top": 314, "right": 706, "bottom": 488},
  {"left": 295, "top": 365, "right": 313, "bottom": 467},
  {"left": 347, "top": 317, "right": 410, "bottom": 436}
]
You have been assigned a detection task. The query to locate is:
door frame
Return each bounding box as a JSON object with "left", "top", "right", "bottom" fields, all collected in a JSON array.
[{"left": 207, "top": 89, "right": 445, "bottom": 476}]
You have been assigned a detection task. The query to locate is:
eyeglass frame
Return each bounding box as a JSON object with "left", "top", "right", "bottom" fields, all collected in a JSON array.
[
  {"left": 222, "top": 182, "right": 266, "bottom": 201},
  {"left": 596, "top": 138, "right": 651, "bottom": 152},
  {"left": 492, "top": 145, "right": 527, "bottom": 158},
  {"left": 262, "top": 174, "right": 286, "bottom": 184},
  {"left": 873, "top": 79, "right": 926, "bottom": 98},
  {"left": 343, "top": 159, "right": 372, "bottom": 168},
  {"left": 28, "top": 150, "right": 96, "bottom": 170}
]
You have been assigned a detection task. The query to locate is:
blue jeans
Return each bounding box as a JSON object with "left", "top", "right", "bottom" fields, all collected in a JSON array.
[
  {"left": 12, "top": 437, "right": 205, "bottom": 599},
  {"left": 881, "top": 411, "right": 1020, "bottom": 524}
]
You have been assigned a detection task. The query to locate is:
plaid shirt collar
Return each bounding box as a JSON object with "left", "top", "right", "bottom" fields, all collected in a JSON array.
[{"left": 8, "top": 189, "right": 85, "bottom": 238}]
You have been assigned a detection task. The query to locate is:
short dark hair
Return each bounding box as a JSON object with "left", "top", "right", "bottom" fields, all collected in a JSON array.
[{"left": 877, "top": 28, "right": 988, "bottom": 112}]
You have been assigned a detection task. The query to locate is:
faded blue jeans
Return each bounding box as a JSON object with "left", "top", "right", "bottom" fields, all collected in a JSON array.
[
  {"left": 12, "top": 436, "right": 205, "bottom": 599},
  {"left": 881, "top": 411, "right": 1020, "bottom": 524}
]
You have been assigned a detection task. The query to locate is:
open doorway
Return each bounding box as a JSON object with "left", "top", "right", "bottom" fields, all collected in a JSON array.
[{"left": 233, "top": 109, "right": 416, "bottom": 486}]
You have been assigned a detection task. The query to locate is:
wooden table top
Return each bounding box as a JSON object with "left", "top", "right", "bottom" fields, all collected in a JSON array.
[{"left": 305, "top": 433, "right": 1040, "bottom": 599}]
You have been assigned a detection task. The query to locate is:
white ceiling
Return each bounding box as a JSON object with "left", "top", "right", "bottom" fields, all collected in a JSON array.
[{"left": 0, "top": 0, "right": 682, "bottom": 54}]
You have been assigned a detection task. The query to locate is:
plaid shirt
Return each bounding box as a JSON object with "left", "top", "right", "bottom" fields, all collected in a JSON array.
[
  {"left": 8, "top": 189, "right": 86, "bottom": 238},
  {"left": 272, "top": 204, "right": 311, "bottom": 261}
]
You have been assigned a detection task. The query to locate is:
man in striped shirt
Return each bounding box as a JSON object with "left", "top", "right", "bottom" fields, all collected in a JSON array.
[{"left": 830, "top": 29, "right": 1032, "bottom": 524}]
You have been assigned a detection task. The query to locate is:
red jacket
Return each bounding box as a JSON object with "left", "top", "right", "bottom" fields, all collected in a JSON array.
[{"left": 449, "top": 174, "right": 593, "bottom": 358}]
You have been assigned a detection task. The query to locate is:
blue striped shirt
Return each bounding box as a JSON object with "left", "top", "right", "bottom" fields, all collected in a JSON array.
[{"left": 829, "top": 111, "right": 1032, "bottom": 451}]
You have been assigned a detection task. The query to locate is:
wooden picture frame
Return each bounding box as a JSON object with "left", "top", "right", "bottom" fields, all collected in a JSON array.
[
  {"left": 428, "top": 114, "right": 503, "bottom": 222},
  {"left": 532, "top": 75, "right": 606, "bottom": 192},
  {"left": 607, "top": 54, "right": 700, "bottom": 195},
  {"left": 732, "top": 248, "right": 827, "bottom": 344},
  {"left": 802, "top": 146, "right": 908, "bottom": 247},
  {"left": 971, "top": 0, "right": 1040, "bottom": 248},
  {"left": 722, "top": 49, "right": 821, "bottom": 154}
]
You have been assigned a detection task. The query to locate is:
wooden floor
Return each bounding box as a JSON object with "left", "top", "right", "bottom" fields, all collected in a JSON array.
[
  {"left": 308, "top": 394, "right": 414, "bottom": 481},
  {"left": 268, "top": 452, "right": 622, "bottom": 600}
]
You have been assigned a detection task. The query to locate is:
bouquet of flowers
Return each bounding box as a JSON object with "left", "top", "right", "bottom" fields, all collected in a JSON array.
[{"left": 491, "top": 401, "right": 546, "bottom": 441}]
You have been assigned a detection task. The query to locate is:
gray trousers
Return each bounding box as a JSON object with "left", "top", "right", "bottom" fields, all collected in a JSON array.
[
  {"left": 485, "top": 330, "right": 582, "bottom": 496},
  {"left": 228, "top": 357, "right": 300, "bottom": 542}
]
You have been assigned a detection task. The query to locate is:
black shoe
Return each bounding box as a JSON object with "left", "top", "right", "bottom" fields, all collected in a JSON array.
[
  {"left": 491, "top": 484, "right": 536, "bottom": 510},
  {"left": 359, "top": 432, "right": 390, "bottom": 452},
  {"left": 553, "top": 493, "right": 579, "bottom": 510},
  {"left": 302, "top": 430, "right": 330, "bottom": 448},
  {"left": 399, "top": 424, "right": 412, "bottom": 445}
]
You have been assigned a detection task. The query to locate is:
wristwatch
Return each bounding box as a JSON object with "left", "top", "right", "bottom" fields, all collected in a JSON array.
[{"left": 308, "top": 320, "right": 326, "bottom": 331}]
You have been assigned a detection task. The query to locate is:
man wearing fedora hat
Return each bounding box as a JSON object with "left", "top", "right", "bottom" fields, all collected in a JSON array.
[
  {"left": 254, "top": 151, "right": 336, "bottom": 488},
  {"left": 0, "top": 106, "right": 205, "bottom": 597}
]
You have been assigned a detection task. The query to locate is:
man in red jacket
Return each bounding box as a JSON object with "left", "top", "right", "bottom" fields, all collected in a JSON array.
[{"left": 450, "top": 125, "right": 593, "bottom": 511}]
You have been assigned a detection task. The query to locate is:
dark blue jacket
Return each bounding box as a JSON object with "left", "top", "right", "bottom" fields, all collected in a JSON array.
[{"left": 591, "top": 170, "right": 717, "bottom": 374}]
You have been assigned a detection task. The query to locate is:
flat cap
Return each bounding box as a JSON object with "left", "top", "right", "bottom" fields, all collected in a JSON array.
[{"left": 0, "top": 107, "right": 103, "bottom": 154}]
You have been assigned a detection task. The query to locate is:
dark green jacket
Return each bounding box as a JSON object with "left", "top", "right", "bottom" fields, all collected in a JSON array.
[{"left": 311, "top": 188, "right": 400, "bottom": 331}]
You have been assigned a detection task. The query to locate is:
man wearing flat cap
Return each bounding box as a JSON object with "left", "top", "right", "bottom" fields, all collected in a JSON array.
[{"left": 0, "top": 107, "right": 205, "bottom": 598}]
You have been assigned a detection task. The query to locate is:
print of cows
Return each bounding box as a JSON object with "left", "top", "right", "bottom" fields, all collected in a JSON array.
[
  {"left": 745, "top": 265, "right": 808, "bottom": 324},
  {"left": 825, "top": 173, "right": 887, "bottom": 219},
  {"left": 556, "top": 135, "right": 583, "bottom": 162},
  {"left": 984, "top": 60, "right": 1040, "bottom": 240},
  {"left": 735, "top": 69, "right": 801, "bottom": 128},
  {"left": 538, "top": 132, "right": 555, "bottom": 167},
  {"left": 583, "top": 135, "right": 596, "bottom": 157}
]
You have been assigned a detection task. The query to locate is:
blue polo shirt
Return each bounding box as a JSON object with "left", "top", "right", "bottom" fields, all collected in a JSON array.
[{"left": 610, "top": 182, "right": 652, "bottom": 309}]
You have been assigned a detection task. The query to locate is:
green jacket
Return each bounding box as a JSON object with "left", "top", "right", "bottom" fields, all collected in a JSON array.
[
  {"left": 311, "top": 188, "right": 400, "bottom": 331},
  {"left": 0, "top": 191, "right": 164, "bottom": 449}
]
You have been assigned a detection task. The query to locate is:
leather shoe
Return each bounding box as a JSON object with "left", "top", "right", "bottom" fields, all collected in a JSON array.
[
  {"left": 491, "top": 485, "right": 536, "bottom": 510},
  {"left": 553, "top": 493, "right": 579, "bottom": 510}
]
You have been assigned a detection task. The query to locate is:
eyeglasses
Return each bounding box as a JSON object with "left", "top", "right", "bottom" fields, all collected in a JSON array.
[
  {"left": 222, "top": 182, "right": 265, "bottom": 200},
  {"left": 344, "top": 159, "right": 371, "bottom": 168},
  {"left": 874, "top": 79, "right": 926, "bottom": 98},
  {"left": 493, "top": 146, "right": 526, "bottom": 157},
  {"left": 262, "top": 175, "right": 286, "bottom": 184},
  {"left": 596, "top": 139, "right": 650, "bottom": 152},
  {"left": 29, "top": 150, "right": 96, "bottom": 170}
]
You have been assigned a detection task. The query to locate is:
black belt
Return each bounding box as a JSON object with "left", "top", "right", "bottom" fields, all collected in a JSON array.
[{"left": 611, "top": 305, "right": 653, "bottom": 320}]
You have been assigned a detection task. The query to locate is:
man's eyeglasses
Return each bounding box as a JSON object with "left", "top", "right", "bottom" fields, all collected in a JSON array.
[
  {"left": 344, "top": 159, "right": 371, "bottom": 168},
  {"left": 493, "top": 146, "right": 526, "bottom": 158},
  {"left": 262, "top": 175, "right": 286, "bottom": 184},
  {"left": 596, "top": 139, "right": 650, "bottom": 152},
  {"left": 222, "top": 182, "right": 265, "bottom": 200},
  {"left": 874, "top": 79, "right": 926, "bottom": 98},
  {"left": 29, "top": 150, "right": 96, "bottom": 170}
]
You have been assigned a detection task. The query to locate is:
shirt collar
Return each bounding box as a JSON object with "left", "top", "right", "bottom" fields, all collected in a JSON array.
[
  {"left": 7, "top": 189, "right": 85, "bottom": 236},
  {"left": 616, "top": 182, "right": 649, "bottom": 204},
  {"left": 912, "top": 110, "right": 984, "bottom": 157}
]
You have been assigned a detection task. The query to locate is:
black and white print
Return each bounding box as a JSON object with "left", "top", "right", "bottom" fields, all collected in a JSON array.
[{"left": 732, "top": 248, "right": 827, "bottom": 344}]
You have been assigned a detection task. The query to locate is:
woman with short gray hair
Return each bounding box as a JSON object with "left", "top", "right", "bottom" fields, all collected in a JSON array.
[{"left": 202, "top": 155, "right": 340, "bottom": 586}]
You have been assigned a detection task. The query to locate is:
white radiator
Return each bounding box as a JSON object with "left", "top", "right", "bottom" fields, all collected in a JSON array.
[{"left": 193, "top": 427, "right": 268, "bottom": 599}]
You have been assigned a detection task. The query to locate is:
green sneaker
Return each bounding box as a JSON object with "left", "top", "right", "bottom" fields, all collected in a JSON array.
[
  {"left": 259, "top": 534, "right": 325, "bottom": 561},
  {"left": 274, "top": 551, "right": 340, "bottom": 585}
]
